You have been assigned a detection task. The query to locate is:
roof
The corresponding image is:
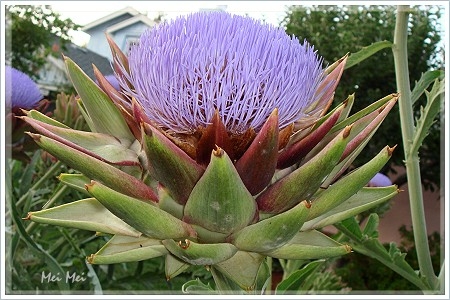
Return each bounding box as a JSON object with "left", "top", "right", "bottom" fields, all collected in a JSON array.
[
  {"left": 63, "top": 43, "right": 113, "bottom": 79},
  {"left": 82, "top": 6, "right": 141, "bottom": 31},
  {"left": 105, "top": 14, "right": 155, "bottom": 34}
]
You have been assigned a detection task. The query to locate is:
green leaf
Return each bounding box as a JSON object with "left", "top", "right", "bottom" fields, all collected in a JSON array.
[
  {"left": 165, "top": 254, "right": 191, "bottom": 281},
  {"left": 411, "top": 78, "right": 445, "bottom": 154},
  {"left": 264, "top": 230, "right": 351, "bottom": 260},
  {"left": 306, "top": 146, "right": 394, "bottom": 221},
  {"left": 183, "top": 148, "right": 256, "bottom": 236},
  {"left": 162, "top": 239, "right": 237, "bottom": 265},
  {"left": 25, "top": 109, "right": 70, "bottom": 128},
  {"left": 257, "top": 125, "right": 351, "bottom": 213},
  {"left": 26, "top": 198, "right": 141, "bottom": 237},
  {"left": 86, "top": 181, "right": 195, "bottom": 240},
  {"left": 275, "top": 260, "right": 324, "bottom": 294},
  {"left": 87, "top": 235, "right": 167, "bottom": 264},
  {"left": 345, "top": 40, "right": 393, "bottom": 69},
  {"left": 411, "top": 70, "right": 444, "bottom": 104},
  {"left": 57, "top": 173, "right": 91, "bottom": 196},
  {"left": 335, "top": 216, "right": 430, "bottom": 290},
  {"left": 210, "top": 267, "right": 244, "bottom": 294},
  {"left": 321, "top": 96, "right": 398, "bottom": 186},
  {"left": 6, "top": 166, "right": 70, "bottom": 292},
  {"left": 182, "top": 278, "right": 218, "bottom": 295},
  {"left": 302, "top": 186, "right": 399, "bottom": 230},
  {"left": 230, "top": 201, "right": 310, "bottom": 252},
  {"left": 329, "top": 93, "right": 396, "bottom": 135},
  {"left": 28, "top": 133, "right": 157, "bottom": 202},
  {"left": 142, "top": 122, "right": 204, "bottom": 205},
  {"left": 64, "top": 56, "right": 134, "bottom": 139},
  {"left": 22, "top": 116, "right": 139, "bottom": 165},
  {"left": 213, "top": 251, "right": 267, "bottom": 292}
]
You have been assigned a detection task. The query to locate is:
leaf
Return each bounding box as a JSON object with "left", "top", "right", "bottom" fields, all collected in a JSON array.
[
  {"left": 86, "top": 181, "right": 195, "bottom": 240},
  {"left": 213, "top": 251, "right": 267, "bottom": 292},
  {"left": 335, "top": 215, "right": 430, "bottom": 290},
  {"left": 230, "top": 201, "right": 310, "bottom": 252},
  {"left": 411, "top": 78, "right": 445, "bottom": 154},
  {"left": 22, "top": 116, "right": 139, "bottom": 166},
  {"left": 264, "top": 230, "right": 351, "bottom": 260},
  {"left": 302, "top": 186, "right": 399, "bottom": 230},
  {"left": 411, "top": 70, "right": 444, "bottom": 105},
  {"left": 345, "top": 41, "right": 393, "bottom": 69},
  {"left": 183, "top": 147, "right": 256, "bottom": 236},
  {"left": 64, "top": 56, "right": 134, "bottom": 140},
  {"left": 6, "top": 166, "right": 70, "bottom": 292},
  {"left": 275, "top": 260, "right": 324, "bottom": 294},
  {"left": 165, "top": 254, "right": 191, "bottom": 281},
  {"left": 87, "top": 235, "right": 167, "bottom": 264},
  {"left": 57, "top": 173, "right": 91, "bottom": 196},
  {"left": 306, "top": 146, "right": 395, "bottom": 221},
  {"left": 162, "top": 239, "right": 237, "bottom": 266},
  {"left": 141, "top": 122, "right": 204, "bottom": 205},
  {"left": 28, "top": 133, "right": 158, "bottom": 202},
  {"left": 25, "top": 198, "right": 142, "bottom": 237},
  {"left": 182, "top": 278, "right": 218, "bottom": 295},
  {"left": 257, "top": 125, "right": 351, "bottom": 214}
]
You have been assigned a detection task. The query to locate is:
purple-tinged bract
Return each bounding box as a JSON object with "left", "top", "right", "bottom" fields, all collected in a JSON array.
[
  {"left": 6, "top": 65, "right": 43, "bottom": 109},
  {"left": 117, "top": 11, "right": 327, "bottom": 134}
]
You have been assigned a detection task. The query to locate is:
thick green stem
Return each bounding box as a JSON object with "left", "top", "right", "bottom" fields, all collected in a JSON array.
[{"left": 392, "top": 5, "right": 437, "bottom": 289}]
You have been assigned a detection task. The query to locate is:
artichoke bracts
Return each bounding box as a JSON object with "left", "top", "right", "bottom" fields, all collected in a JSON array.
[{"left": 22, "top": 12, "right": 399, "bottom": 291}]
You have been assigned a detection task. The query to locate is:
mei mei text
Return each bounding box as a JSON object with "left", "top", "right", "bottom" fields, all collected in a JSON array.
[{"left": 41, "top": 271, "right": 87, "bottom": 284}]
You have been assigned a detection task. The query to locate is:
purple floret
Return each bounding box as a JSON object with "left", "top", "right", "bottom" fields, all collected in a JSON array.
[
  {"left": 5, "top": 65, "right": 43, "bottom": 109},
  {"left": 117, "top": 11, "right": 327, "bottom": 134}
]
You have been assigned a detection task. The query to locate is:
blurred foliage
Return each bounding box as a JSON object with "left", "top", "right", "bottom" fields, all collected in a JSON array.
[
  {"left": 6, "top": 150, "right": 213, "bottom": 294},
  {"left": 5, "top": 5, "right": 80, "bottom": 79},
  {"left": 333, "top": 225, "right": 441, "bottom": 291},
  {"left": 282, "top": 5, "right": 443, "bottom": 191}
]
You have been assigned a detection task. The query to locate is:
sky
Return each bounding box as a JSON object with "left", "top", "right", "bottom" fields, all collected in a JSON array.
[{"left": 48, "top": 1, "right": 303, "bottom": 45}]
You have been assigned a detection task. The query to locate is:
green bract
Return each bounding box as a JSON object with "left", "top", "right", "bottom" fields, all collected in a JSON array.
[{"left": 22, "top": 14, "right": 399, "bottom": 293}]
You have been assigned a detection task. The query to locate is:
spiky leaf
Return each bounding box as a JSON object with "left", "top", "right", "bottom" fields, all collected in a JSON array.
[
  {"left": 230, "top": 201, "right": 310, "bottom": 252},
  {"left": 86, "top": 181, "right": 195, "bottom": 240},
  {"left": 183, "top": 148, "right": 256, "bottom": 235},
  {"left": 264, "top": 230, "right": 351, "bottom": 260},
  {"left": 25, "top": 198, "right": 141, "bottom": 237},
  {"left": 64, "top": 56, "right": 133, "bottom": 139},
  {"left": 162, "top": 239, "right": 237, "bottom": 265},
  {"left": 87, "top": 235, "right": 167, "bottom": 264}
]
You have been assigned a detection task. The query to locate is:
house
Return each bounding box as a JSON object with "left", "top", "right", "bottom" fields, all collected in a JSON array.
[
  {"left": 37, "top": 39, "right": 113, "bottom": 97},
  {"left": 82, "top": 6, "right": 156, "bottom": 61}
]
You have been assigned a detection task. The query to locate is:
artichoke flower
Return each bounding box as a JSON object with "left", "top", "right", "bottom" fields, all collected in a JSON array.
[{"left": 22, "top": 12, "right": 399, "bottom": 292}]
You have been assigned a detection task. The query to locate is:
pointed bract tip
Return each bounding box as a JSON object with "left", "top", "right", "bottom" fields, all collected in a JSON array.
[
  {"left": 387, "top": 145, "right": 397, "bottom": 156},
  {"left": 213, "top": 146, "right": 224, "bottom": 157},
  {"left": 303, "top": 200, "right": 312, "bottom": 209},
  {"left": 345, "top": 244, "right": 352, "bottom": 253},
  {"left": 19, "top": 108, "right": 30, "bottom": 115},
  {"left": 86, "top": 254, "right": 94, "bottom": 264},
  {"left": 84, "top": 180, "right": 96, "bottom": 191},
  {"left": 26, "top": 132, "right": 41, "bottom": 141},
  {"left": 271, "top": 107, "right": 279, "bottom": 116},
  {"left": 22, "top": 212, "right": 32, "bottom": 221},
  {"left": 343, "top": 125, "right": 353, "bottom": 139}
]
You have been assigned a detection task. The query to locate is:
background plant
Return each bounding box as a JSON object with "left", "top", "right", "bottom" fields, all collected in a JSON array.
[{"left": 282, "top": 5, "right": 444, "bottom": 191}]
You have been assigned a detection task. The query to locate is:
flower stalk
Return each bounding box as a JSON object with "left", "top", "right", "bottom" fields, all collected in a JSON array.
[{"left": 392, "top": 5, "right": 437, "bottom": 289}]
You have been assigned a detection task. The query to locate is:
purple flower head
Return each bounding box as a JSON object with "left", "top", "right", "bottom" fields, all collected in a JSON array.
[
  {"left": 117, "top": 11, "right": 327, "bottom": 134},
  {"left": 97, "top": 74, "right": 121, "bottom": 91},
  {"left": 5, "top": 65, "right": 43, "bottom": 110},
  {"left": 368, "top": 173, "right": 393, "bottom": 187}
]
